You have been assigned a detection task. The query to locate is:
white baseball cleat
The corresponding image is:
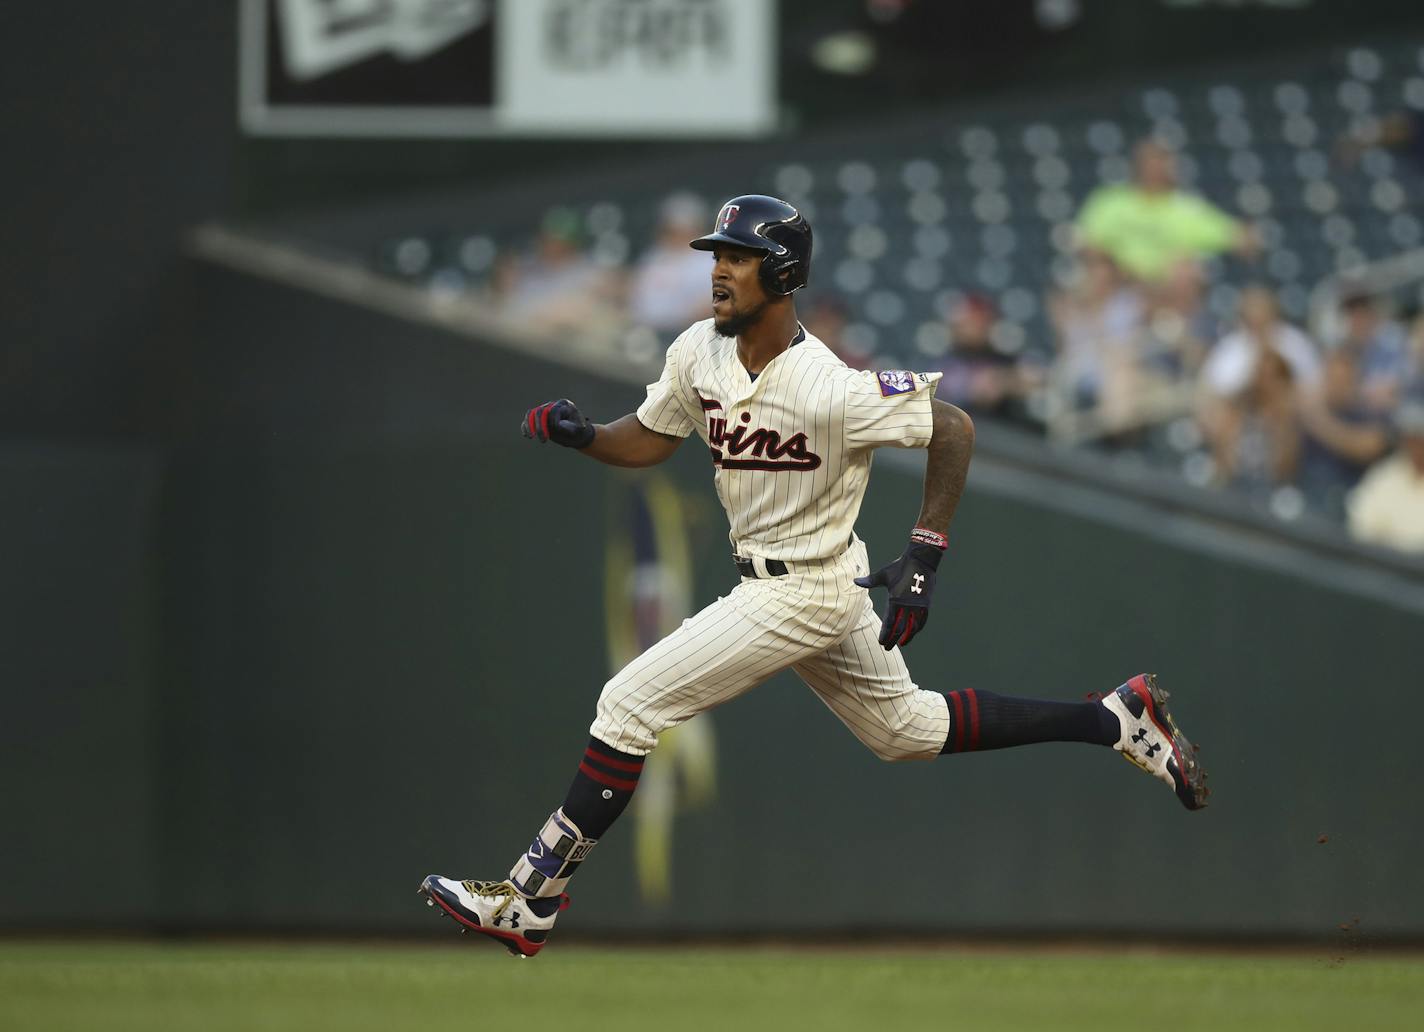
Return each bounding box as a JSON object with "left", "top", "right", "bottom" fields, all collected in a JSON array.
[
  {"left": 1101, "top": 673, "right": 1209, "bottom": 811},
  {"left": 419, "top": 875, "right": 566, "bottom": 957}
]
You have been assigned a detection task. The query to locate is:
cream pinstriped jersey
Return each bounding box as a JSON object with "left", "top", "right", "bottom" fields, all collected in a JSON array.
[{"left": 636, "top": 318, "right": 941, "bottom": 561}]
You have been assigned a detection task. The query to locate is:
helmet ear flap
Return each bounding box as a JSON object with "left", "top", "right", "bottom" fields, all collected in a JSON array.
[
  {"left": 758, "top": 254, "right": 788, "bottom": 296},
  {"left": 757, "top": 212, "right": 810, "bottom": 295},
  {"left": 759, "top": 253, "right": 806, "bottom": 296}
]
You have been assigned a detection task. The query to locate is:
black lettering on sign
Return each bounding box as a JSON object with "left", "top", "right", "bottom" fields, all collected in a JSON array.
[{"left": 544, "top": 0, "right": 729, "bottom": 71}]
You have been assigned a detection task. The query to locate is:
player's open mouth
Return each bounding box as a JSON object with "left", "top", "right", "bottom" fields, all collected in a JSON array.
[{"left": 712, "top": 287, "right": 731, "bottom": 309}]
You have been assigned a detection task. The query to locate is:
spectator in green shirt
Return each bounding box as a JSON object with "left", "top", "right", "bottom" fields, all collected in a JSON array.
[{"left": 1075, "top": 138, "right": 1258, "bottom": 283}]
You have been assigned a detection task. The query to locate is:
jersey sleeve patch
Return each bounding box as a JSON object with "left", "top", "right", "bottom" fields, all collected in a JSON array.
[{"left": 877, "top": 370, "right": 926, "bottom": 397}]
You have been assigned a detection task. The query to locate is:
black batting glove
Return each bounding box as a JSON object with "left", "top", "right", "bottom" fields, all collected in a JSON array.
[
  {"left": 854, "top": 537, "right": 946, "bottom": 650},
  {"left": 522, "top": 398, "right": 595, "bottom": 449}
]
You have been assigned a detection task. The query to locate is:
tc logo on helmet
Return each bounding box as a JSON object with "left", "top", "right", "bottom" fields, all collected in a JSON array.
[{"left": 717, "top": 204, "right": 740, "bottom": 232}]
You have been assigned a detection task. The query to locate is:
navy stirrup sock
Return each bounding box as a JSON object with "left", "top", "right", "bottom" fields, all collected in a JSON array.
[
  {"left": 940, "top": 689, "right": 1117, "bottom": 754},
  {"left": 560, "top": 736, "right": 645, "bottom": 838}
]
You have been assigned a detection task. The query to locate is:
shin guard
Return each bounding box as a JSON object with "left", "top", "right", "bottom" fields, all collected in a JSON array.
[{"left": 508, "top": 808, "right": 597, "bottom": 899}]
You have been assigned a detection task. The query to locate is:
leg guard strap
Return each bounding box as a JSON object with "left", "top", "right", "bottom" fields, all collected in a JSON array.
[{"left": 509, "top": 808, "right": 597, "bottom": 898}]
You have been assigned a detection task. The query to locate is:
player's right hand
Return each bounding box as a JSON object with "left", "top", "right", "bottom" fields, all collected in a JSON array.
[{"left": 522, "top": 399, "right": 595, "bottom": 449}]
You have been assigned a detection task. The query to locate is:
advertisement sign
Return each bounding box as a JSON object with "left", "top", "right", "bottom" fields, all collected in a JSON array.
[
  {"left": 497, "top": 0, "right": 774, "bottom": 134},
  {"left": 240, "top": 0, "right": 775, "bottom": 137}
]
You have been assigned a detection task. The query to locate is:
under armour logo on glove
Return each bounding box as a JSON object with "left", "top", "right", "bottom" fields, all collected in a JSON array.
[
  {"left": 522, "top": 398, "right": 595, "bottom": 449},
  {"left": 854, "top": 536, "right": 946, "bottom": 650}
]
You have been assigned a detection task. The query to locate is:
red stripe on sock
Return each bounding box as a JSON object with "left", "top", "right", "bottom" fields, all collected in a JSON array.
[
  {"left": 949, "top": 691, "right": 965, "bottom": 753},
  {"left": 578, "top": 761, "right": 639, "bottom": 792},
  {"left": 526, "top": 409, "right": 538, "bottom": 438},
  {"left": 966, "top": 688, "right": 980, "bottom": 751},
  {"left": 585, "top": 746, "right": 644, "bottom": 773},
  {"left": 539, "top": 403, "right": 552, "bottom": 440}
]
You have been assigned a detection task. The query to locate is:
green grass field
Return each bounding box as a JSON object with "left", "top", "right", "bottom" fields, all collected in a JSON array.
[{"left": 2, "top": 941, "right": 1421, "bottom": 1032}]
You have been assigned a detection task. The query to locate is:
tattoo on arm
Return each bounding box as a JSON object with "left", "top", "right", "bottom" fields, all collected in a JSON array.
[{"left": 916, "top": 400, "right": 975, "bottom": 538}]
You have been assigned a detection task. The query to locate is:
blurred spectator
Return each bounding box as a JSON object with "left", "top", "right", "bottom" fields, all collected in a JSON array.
[
  {"left": 498, "top": 207, "right": 621, "bottom": 334},
  {"left": 1200, "top": 285, "right": 1321, "bottom": 401},
  {"left": 1205, "top": 349, "right": 1301, "bottom": 491},
  {"left": 1346, "top": 402, "right": 1424, "bottom": 554},
  {"left": 1141, "top": 260, "right": 1215, "bottom": 378},
  {"left": 1297, "top": 349, "right": 1394, "bottom": 515},
  {"left": 1335, "top": 110, "right": 1424, "bottom": 175},
  {"left": 1335, "top": 291, "right": 1411, "bottom": 415},
  {"left": 1408, "top": 311, "right": 1424, "bottom": 400},
  {"left": 937, "top": 293, "right": 1034, "bottom": 420},
  {"left": 1199, "top": 286, "right": 1320, "bottom": 487},
  {"left": 804, "top": 293, "right": 867, "bottom": 367},
  {"left": 1047, "top": 250, "right": 1145, "bottom": 427},
  {"left": 1075, "top": 138, "right": 1258, "bottom": 284},
  {"left": 629, "top": 193, "right": 714, "bottom": 339}
]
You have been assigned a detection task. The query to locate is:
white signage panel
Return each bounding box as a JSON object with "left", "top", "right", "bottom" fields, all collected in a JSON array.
[
  {"left": 239, "top": 0, "right": 776, "bottom": 137},
  {"left": 497, "top": 0, "right": 775, "bottom": 135}
]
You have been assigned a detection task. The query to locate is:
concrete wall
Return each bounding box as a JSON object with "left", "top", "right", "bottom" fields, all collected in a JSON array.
[{"left": 4, "top": 263, "right": 1420, "bottom": 938}]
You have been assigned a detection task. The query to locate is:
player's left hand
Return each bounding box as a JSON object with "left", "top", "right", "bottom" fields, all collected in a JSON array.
[{"left": 854, "top": 539, "right": 945, "bottom": 650}]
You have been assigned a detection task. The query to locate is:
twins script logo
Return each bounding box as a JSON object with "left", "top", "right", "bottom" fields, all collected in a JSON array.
[
  {"left": 716, "top": 203, "right": 740, "bottom": 233},
  {"left": 699, "top": 397, "right": 821, "bottom": 471}
]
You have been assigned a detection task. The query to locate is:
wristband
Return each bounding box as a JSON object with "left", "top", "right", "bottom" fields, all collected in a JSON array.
[{"left": 910, "top": 527, "right": 948, "bottom": 550}]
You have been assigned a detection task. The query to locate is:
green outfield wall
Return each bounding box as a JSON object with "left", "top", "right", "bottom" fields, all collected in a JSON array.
[{"left": 3, "top": 262, "right": 1422, "bottom": 938}]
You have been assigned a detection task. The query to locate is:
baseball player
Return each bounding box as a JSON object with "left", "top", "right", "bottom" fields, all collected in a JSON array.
[{"left": 420, "top": 195, "right": 1208, "bottom": 956}]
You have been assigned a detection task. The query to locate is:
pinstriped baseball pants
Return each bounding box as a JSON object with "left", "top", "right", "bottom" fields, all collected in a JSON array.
[{"left": 589, "top": 537, "right": 951, "bottom": 760}]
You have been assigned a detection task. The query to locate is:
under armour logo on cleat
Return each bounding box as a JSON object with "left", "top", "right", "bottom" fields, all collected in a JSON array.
[
  {"left": 1132, "top": 728, "right": 1162, "bottom": 757},
  {"left": 911, "top": 574, "right": 925, "bottom": 594},
  {"left": 494, "top": 911, "right": 520, "bottom": 929}
]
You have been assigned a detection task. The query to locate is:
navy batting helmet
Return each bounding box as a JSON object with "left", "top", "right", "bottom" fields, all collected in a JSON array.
[{"left": 689, "top": 194, "right": 812, "bottom": 296}]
